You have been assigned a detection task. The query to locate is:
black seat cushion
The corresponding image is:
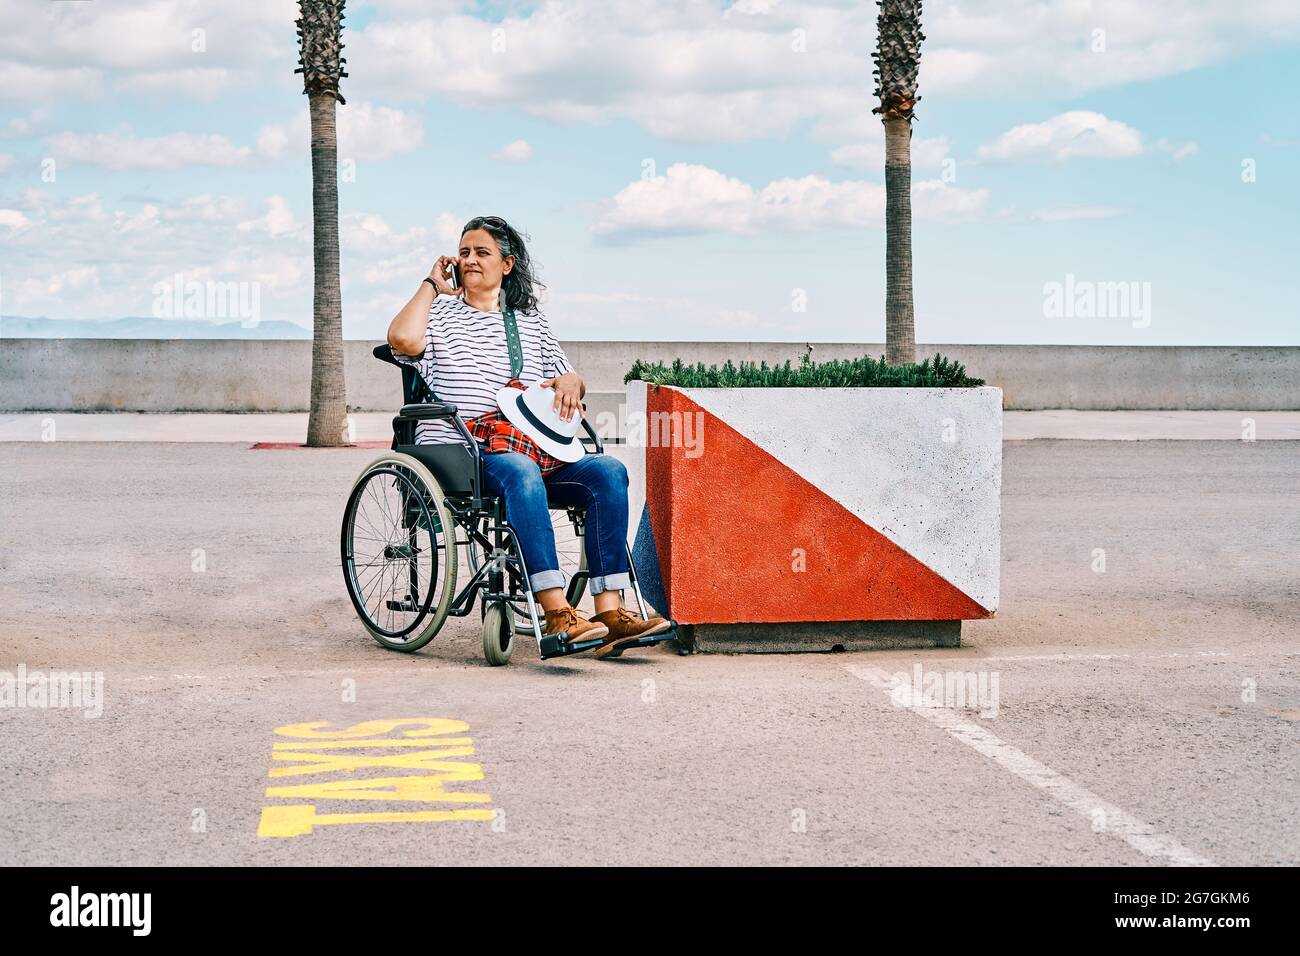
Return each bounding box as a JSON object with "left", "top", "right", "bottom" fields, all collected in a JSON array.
[
  {"left": 397, "top": 443, "right": 588, "bottom": 514},
  {"left": 397, "top": 443, "right": 478, "bottom": 497}
]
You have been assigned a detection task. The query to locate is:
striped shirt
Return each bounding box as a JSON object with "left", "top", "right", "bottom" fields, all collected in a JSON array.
[{"left": 392, "top": 293, "right": 575, "bottom": 447}]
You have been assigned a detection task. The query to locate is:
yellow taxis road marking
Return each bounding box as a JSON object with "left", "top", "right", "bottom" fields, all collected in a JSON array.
[
  {"left": 274, "top": 718, "right": 470, "bottom": 739},
  {"left": 271, "top": 737, "right": 473, "bottom": 749},
  {"left": 269, "top": 747, "right": 477, "bottom": 777},
  {"left": 259, "top": 805, "right": 495, "bottom": 837},
  {"left": 258, "top": 718, "right": 497, "bottom": 838}
]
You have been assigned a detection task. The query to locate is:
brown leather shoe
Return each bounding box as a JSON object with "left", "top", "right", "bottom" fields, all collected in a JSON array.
[
  {"left": 590, "top": 606, "right": 672, "bottom": 658},
  {"left": 543, "top": 605, "right": 609, "bottom": 645}
]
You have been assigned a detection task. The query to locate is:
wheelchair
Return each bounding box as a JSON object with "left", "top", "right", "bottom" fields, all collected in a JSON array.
[{"left": 340, "top": 345, "right": 677, "bottom": 664}]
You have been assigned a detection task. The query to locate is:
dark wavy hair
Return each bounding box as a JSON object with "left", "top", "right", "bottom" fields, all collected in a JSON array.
[{"left": 461, "top": 215, "right": 545, "bottom": 315}]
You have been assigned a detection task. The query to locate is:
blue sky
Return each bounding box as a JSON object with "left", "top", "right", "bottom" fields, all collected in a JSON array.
[{"left": 0, "top": 0, "right": 1297, "bottom": 344}]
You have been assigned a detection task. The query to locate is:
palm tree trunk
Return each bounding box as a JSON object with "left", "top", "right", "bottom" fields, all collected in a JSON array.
[
  {"left": 883, "top": 115, "right": 916, "bottom": 366},
  {"left": 305, "top": 91, "right": 347, "bottom": 446}
]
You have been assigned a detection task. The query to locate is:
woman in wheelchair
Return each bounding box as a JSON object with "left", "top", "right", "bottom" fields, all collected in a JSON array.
[{"left": 366, "top": 214, "right": 671, "bottom": 662}]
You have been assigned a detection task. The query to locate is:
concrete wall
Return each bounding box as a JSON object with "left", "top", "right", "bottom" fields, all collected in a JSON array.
[{"left": 3, "top": 339, "right": 1297, "bottom": 417}]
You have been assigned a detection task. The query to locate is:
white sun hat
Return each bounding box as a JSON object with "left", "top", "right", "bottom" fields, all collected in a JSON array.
[{"left": 494, "top": 381, "right": 588, "bottom": 463}]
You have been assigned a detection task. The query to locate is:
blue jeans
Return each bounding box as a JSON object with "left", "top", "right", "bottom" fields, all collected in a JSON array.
[{"left": 480, "top": 451, "right": 632, "bottom": 596}]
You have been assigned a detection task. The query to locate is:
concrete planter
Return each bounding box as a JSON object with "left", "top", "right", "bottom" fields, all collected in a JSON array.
[{"left": 624, "top": 381, "right": 1002, "bottom": 651}]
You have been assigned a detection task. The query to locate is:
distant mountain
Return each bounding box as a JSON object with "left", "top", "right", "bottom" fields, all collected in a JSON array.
[{"left": 0, "top": 316, "right": 313, "bottom": 339}]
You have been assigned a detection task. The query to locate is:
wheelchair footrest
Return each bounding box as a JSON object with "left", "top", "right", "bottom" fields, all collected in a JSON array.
[
  {"left": 538, "top": 623, "right": 680, "bottom": 661},
  {"left": 599, "top": 622, "right": 680, "bottom": 659},
  {"left": 538, "top": 634, "right": 607, "bottom": 660}
]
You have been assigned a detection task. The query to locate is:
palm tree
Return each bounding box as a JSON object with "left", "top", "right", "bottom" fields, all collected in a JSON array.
[
  {"left": 872, "top": 0, "right": 924, "bottom": 366},
  {"left": 296, "top": 0, "right": 349, "bottom": 446}
]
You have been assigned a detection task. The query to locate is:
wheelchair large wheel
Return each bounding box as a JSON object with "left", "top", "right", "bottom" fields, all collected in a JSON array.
[
  {"left": 512, "top": 507, "right": 589, "bottom": 635},
  {"left": 341, "top": 452, "right": 458, "bottom": 652}
]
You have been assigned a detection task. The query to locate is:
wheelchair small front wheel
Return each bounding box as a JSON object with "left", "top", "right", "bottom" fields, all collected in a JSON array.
[{"left": 481, "top": 600, "right": 513, "bottom": 666}]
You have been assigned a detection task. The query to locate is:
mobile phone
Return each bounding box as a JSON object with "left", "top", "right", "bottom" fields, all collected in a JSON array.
[{"left": 450, "top": 261, "right": 462, "bottom": 289}]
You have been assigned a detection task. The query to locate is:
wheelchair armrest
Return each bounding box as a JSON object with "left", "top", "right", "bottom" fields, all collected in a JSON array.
[
  {"left": 399, "top": 402, "right": 459, "bottom": 420},
  {"left": 579, "top": 414, "right": 604, "bottom": 454},
  {"left": 393, "top": 405, "right": 483, "bottom": 475}
]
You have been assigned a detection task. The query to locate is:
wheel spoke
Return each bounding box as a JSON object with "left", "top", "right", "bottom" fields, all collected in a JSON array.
[{"left": 344, "top": 463, "right": 460, "bottom": 647}]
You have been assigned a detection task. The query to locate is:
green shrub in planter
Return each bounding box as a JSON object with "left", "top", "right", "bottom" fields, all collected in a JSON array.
[{"left": 623, "top": 352, "right": 984, "bottom": 389}]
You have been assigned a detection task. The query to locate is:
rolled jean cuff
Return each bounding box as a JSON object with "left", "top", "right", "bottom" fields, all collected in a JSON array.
[
  {"left": 588, "top": 571, "right": 632, "bottom": 596},
  {"left": 528, "top": 568, "right": 567, "bottom": 594}
]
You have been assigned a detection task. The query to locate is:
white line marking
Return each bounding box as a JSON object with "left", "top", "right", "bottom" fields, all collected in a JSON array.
[
  {"left": 846, "top": 664, "right": 1216, "bottom": 867},
  {"left": 923, "top": 651, "right": 1235, "bottom": 664}
]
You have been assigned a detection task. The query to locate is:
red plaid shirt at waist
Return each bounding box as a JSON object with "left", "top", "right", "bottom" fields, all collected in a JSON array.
[{"left": 462, "top": 377, "right": 569, "bottom": 476}]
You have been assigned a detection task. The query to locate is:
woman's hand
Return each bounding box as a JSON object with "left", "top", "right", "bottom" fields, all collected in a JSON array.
[
  {"left": 539, "top": 371, "right": 584, "bottom": 422},
  {"left": 428, "top": 256, "right": 461, "bottom": 297}
]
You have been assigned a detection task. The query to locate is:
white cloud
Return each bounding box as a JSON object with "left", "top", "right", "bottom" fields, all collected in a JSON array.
[
  {"left": 114, "top": 67, "right": 243, "bottom": 99},
  {"left": 48, "top": 192, "right": 109, "bottom": 223},
  {"left": 0, "top": 186, "right": 462, "bottom": 329},
  {"left": 543, "top": 288, "right": 794, "bottom": 337},
  {"left": 725, "top": 0, "right": 782, "bottom": 15},
  {"left": 0, "top": 208, "right": 32, "bottom": 229},
  {"left": 434, "top": 212, "right": 464, "bottom": 246},
  {"left": 341, "top": 210, "right": 454, "bottom": 284},
  {"left": 595, "top": 164, "right": 753, "bottom": 236},
  {"left": 44, "top": 266, "right": 101, "bottom": 296},
  {"left": 493, "top": 139, "right": 534, "bottom": 163},
  {"left": 1154, "top": 138, "right": 1200, "bottom": 161},
  {"left": 350, "top": 4, "right": 860, "bottom": 143},
  {"left": 977, "top": 113, "right": 1202, "bottom": 165},
  {"left": 255, "top": 124, "right": 290, "bottom": 160},
  {"left": 256, "top": 102, "right": 426, "bottom": 162},
  {"left": 44, "top": 101, "right": 422, "bottom": 172},
  {"left": 344, "top": 1, "right": 1300, "bottom": 144},
  {"left": 48, "top": 128, "right": 254, "bottom": 170},
  {"left": 976, "top": 111, "right": 1144, "bottom": 162},
  {"left": 113, "top": 204, "right": 163, "bottom": 235},
  {"left": 0, "top": 109, "right": 52, "bottom": 141},
  {"left": 337, "top": 103, "right": 425, "bottom": 160},
  {"left": 0, "top": 189, "right": 301, "bottom": 319},
  {"left": 237, "top": 196, "right": 301, "bottom": 237},
  {"left": 0, "top": 62, "right": 100, "bottom": 106},
  {"left": 592, "top": 162, "right": 988, "bottom": 238},
  {"left": 249, "top": 256, "right": 304, "bottom": 291},
  {"left": 0, "top": 0, "right": 299, "bottom": 104},
  {"left": 2, "top": 0, "right": 1297, "bottom": 148}
]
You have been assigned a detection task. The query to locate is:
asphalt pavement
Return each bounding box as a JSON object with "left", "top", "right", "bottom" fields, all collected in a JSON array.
[{"left": 1, "top": 439, "right": 1296, "bottom": 865}]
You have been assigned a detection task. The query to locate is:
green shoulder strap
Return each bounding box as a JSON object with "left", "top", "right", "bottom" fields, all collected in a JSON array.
[{"left": 501, "top": 305, "right": 523, "bottom": 378}]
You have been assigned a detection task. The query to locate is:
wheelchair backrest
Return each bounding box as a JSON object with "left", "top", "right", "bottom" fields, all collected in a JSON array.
[
  {"left": 372, "top": 344, "right": 436, "bottom": 405},
  {"left": 372, "top": 344, "right": 483, "bottom": 500}
]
